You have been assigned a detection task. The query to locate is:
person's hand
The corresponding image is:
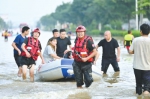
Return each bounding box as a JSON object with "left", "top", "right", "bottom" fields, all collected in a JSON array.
[
  {"left": 64, "top": 50, "right": 69, "bottom": 54},
  {"left": 93, "top": 61, "right": 96, "bottom": 65},
  {"left": 58, "top": 57, "right": 62, "bottom": 59},
  {"left": 69, "top": 55, "right": 73, "bottom": 59},
  {"left": 25, "top": 51, "right": 31, "bottom": 58},
  {"left": 18, "top": 50, "right": 21, "bottom": 55},
  {"left": 81, "top": 57, "right": 88, "bottom": 62},
  {"left": 42, "top": 60, "right": 45, "bottom": 64},
  {"left": 116, "top": 57, "right": 120, "bottom": 62}
]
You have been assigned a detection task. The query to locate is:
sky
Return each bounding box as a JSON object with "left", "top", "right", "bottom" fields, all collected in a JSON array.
[{"left": 0, "top": 0, "right": 72, "bottom": 27}]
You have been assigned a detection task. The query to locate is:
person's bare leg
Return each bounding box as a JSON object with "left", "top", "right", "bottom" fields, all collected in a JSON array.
[
  {"left": 29, "top": 64, "right": 35, "bottom": 82},
  {"left": 143, "top": 91, "right": 150, "bottom": 95},
  {"left": 22, "top": 65, "right": 27, "bottom": 80},
  {"left": 77, "top": 86, "right": 82, "bottom": 89},
  {"left": 18, "top": 67, "right": 22, "bottom": 77}
]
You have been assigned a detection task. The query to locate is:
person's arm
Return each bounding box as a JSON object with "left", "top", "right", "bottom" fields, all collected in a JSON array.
[
  {"left": 93, "top": 51, "right": 100, "bottom": 65},
  {"left": 21, "top": 38, "right": 31, "bottom": 58},
  {"left": 132, "top": 35, "right": 134, "bottom": 41},
  {"left": 95, "top": 45, "right": 99, "bottom": 50},
  {"left": 129, "top": 39, "right": 134, "bottom": 54},
  {"left": 82, "top": 49, "right": 97, "bottom": 62},
  {"left": 39, "top": 52, "right": 45, "bottom": 64},
  {"left": 21, "top": 43, "right": 31, "bottom": 57},
  {"left": 47, "top": 45, "right": 61, "bottom": 59},
  {"left": 69, "top": 45, "right": 72, "bottom": 50},
  {"left": 50, "top": 54, "right": 61, "bottom": 59},
  {"left": 95, "top": 40, "right": 102, "bottom": 57},
  {"left": 114, "top": 39, "right": 120, "bottom": 62},
  {"left": 123, "top": 39, "right": 125, "bottom": 48},
  {"left": 12, "top": 36, "right": 21, "bottom": 55},
  {"left": 38, "top": 42, "right": 45, "bottom": 64},
  {"left": 81, "top": 40, "right": 97, "bottom": 62},
  {"left": 12, "top": 42, "right": 21, "bottom": 55},
  {"left": 116, "top": 47, "right": 120, "bottom": 62}
]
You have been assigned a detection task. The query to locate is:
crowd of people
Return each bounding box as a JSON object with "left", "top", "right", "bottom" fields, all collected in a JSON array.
[{"left": 11, "top": 23, "right": 150, "bottom": 95}]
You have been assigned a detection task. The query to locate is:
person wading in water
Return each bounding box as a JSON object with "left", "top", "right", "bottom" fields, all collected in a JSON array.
[{"left": 72, "top": 25, "right": 97, "bottom": 88}]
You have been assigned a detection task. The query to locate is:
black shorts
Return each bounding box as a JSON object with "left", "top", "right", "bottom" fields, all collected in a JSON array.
[
  {"left": 21, "top": 57, "right": 36, "bottom": 66},
  {"left": 101, "top": 58, "right": 120, "bottom": 73},
  {"left": 14, "top": 54, "right": 22, "bottom": 67}
]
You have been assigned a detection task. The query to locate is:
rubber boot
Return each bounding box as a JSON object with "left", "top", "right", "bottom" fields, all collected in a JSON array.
[{"left": 136, "top": 87, "right": 142, "bottom": 95}]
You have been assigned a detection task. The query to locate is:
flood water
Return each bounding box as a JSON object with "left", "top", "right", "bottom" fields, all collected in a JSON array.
[{"left": 0, "top": 31, "right": 149, "bottom": 99}]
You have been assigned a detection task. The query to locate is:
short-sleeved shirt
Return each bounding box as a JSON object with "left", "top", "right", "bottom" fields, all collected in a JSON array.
[
  {"left": 13, "top": 34, "right": 26, "bottom": 55},
  {"left": 43, "top": 45, "right": 56, "bottom": 62},
  {"left": 56, "top": 37, "right": 71, "bottom": 57},
  {"left": 129, "top": 36, "right": 150, "bottom": 70},
  {"left": 23, "top": 37, "right": 42, "bottom": 50},
  {"left": 98, "top": 38, "right": 119, "bottom": 59}
]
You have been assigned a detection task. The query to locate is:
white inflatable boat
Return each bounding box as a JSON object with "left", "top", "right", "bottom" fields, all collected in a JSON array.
[{"left": 36, "top": 59, "right": 101, "bottom": 81}]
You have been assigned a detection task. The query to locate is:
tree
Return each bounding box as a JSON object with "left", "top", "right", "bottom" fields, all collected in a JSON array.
[
  {"left": 39, "top": 0, "right": 136, "bottom": 30},
  {"left": 138, "top": 0, "right": 150, "bottom": 19},
  {"left": 0, "top": 17, "right": 7, "bottom": 30},
  {"left": 52, "top": 2, "right": 72, "bottom": 24}
]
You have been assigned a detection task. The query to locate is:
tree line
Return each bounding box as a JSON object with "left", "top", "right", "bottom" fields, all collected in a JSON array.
[
  {"left": 0, "top": 17, "right": 7, "bottom": 30},
  {"left": 39, "top": 0, "right": 150, "bottom": 32}
]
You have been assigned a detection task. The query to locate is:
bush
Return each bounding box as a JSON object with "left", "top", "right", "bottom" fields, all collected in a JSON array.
[
  {"left": 89, "top": 29, "right": 100, "bottom": 35},
  {"left": 99, "top": 30, "right": 140, "bottom": 37},
  {"left": 103, "top": 25, "right": 112, "bottom": 30},
  {"left": 131, "top": 30, "right": 140, "bottom": 37}
]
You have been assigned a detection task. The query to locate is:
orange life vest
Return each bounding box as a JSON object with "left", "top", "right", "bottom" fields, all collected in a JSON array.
[
  {"left": 21, "top": 37, "right": 40, "bottom": 60},
  {"left": 72, "top": 36, "right": 94, "bottom": 62}
]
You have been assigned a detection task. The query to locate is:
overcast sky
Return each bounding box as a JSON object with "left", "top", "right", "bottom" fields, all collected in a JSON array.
[{"left": 0, "top": 0, "right": 72, "bottom": 27}]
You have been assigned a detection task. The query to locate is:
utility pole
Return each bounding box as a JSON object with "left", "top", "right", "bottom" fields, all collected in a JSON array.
[{"left": 135, "top": 0, "right": 138, "bottom": 30}]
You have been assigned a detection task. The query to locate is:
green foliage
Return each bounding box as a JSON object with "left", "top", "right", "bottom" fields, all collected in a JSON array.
[
  {"left": 89, "top": 29, "right": 100, "bottom": 35},
  {"left": 103, "top": 25, "right": 112, "bottom": 31},
  {"left": 138, "top": 0, "right": 150, "bottom": 18},
  {"left": 99, "top": 30, "right": 140, "bottom": 37},
  {"left": 0, "top": 17, "right": 7, "bottom": 30},
  {"left": 131, "top": 30, "right": 141, "bottom": 37},
  {"left": 110, "top": 20, "right": 123, "bottom": 30},
  {"left": 39, "top": 0, "right": 139, "bottom": 30}
]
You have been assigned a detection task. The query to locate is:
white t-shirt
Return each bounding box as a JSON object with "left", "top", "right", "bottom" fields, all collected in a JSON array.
[
  {"left": 43, "top": 45, "right": 55, "bottom": 63},
  {"left": 130, "top": 36, "right": 150, "bottom": 70}
]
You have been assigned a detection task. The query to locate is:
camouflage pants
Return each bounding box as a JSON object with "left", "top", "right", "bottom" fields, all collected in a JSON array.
[{"left": 72, "top": 61, "right": 93, "bottom": 87}]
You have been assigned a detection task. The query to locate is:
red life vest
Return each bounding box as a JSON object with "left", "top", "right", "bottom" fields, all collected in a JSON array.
[
  {"left": 21, "top": 37, "right": 40, "bottom": 60},
  {"left": 72, "top": 36, "right": 94, "bottom": 62}
]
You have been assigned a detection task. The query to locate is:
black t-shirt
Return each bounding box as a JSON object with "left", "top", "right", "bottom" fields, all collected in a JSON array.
[
  {"left": 56, "top": 37, "right": 71, "bottom": 57},
  {"left": 24, "top": 38, "right": 42, "bottom": 50},
  {"left": 98, "top": 38, "right": 119, "bottom": 59}
]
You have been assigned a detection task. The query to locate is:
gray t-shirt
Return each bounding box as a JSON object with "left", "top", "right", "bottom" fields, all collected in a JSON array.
[
  {"left": 43, "top": 45, "right": 55, "bottom": 63},
  {"left": 130, "top": 36, "right": 150, "bottom": 70}
]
